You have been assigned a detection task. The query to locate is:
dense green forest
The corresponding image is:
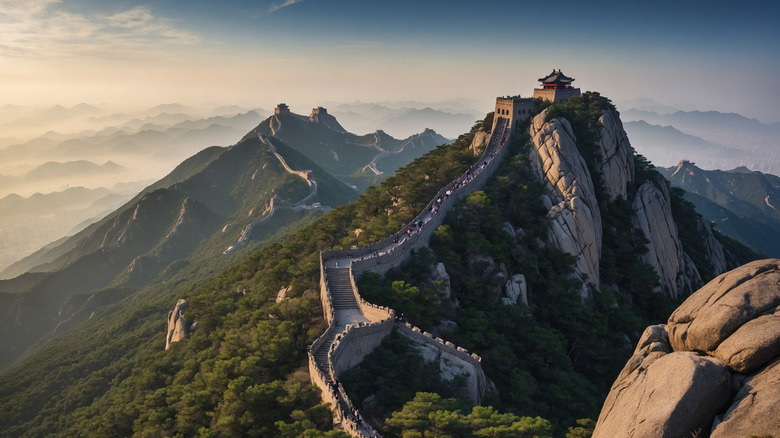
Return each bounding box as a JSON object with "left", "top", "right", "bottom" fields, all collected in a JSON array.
[
  {"left": 0, "top": 94, "right": 759, "bottom": 437},
  {"left": 0, "top": 116, "right": 486, "bottom": 437},
  {"left": 346, "top": 93, "right": 758, "bottom": 436}
]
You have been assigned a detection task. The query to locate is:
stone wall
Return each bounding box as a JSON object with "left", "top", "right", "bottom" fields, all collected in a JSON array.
[
  {"left": 396, "top": 321, "right": 486, "bottom": 402},
  {"left": 349, "top": 129, "right": 510, "bottom": 277},
  {"left": 308, "top": 119, "right": 513, "bottom": 435},
  {"left": 318, "top": 254, "right": 336, "bottom": 326},
  {"left": 330, "top": 319, "right": 396, "bottom": 375}
]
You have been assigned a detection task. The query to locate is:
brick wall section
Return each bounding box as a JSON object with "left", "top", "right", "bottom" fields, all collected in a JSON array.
[
  {"left": 396, "top": 321, "right": 486, "bottom": 399},
  {"left": 330, "top": 318, "right": 397, "bottom": 375}
]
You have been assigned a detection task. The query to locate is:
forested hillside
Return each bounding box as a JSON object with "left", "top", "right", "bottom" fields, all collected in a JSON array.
[
  {"left": 0, "top": 96, "right": 760, "bottom": 437},
  {"left": 0, "top": 117, "right": 480, "bottom": 437}
]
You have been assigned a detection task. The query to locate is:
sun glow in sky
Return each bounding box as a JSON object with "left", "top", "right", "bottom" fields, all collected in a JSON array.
[{"left": 2, "top": 0, "right": 779, "bottom": 121}]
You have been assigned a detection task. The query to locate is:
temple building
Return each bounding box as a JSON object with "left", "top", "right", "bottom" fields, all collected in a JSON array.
[{"left": 532, "top": 69, "right": 581, "bottom": 103}]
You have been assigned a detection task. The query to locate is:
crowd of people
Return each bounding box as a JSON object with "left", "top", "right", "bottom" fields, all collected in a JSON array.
[{"left": 350, "top": 150, "right": 501, "bottom": 266}]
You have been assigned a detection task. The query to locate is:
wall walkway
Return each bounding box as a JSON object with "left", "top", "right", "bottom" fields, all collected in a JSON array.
[
  {"left": 307, "top": 117, "right": 513, "bottom": 437},
  {"left": 222, "top": 133, "right": 327, "bottom": 254}
]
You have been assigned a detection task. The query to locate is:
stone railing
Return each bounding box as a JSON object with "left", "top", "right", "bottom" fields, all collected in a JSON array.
[
  {"left": 349, "top": 269, "right": 394, "bottom": 322},
  {"left": 318, "top": 253, "right": 337, "bottom": 326}
]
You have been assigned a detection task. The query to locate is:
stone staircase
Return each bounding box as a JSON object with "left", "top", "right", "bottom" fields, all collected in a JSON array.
[
  {"left": 313, "top": 337, "right": 334, "bottom": 377},
  {"left": 312, "top": 267, "right": 359, "bottom": 379},
  {"left": 328, "top": 268, "right": 358, "bottom": 310}
]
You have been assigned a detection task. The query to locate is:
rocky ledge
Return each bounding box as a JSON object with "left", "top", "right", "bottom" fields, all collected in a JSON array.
[{"left": 593, "top": 259, "right": 780, "bottom": 438}]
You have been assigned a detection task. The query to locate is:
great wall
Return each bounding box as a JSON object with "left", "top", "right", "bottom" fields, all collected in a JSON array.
[
  {"left": 307, "top": 112, "right": 515, "bottom": 437},
  {"left": 223, "top": 133, "right": 328, "bottom": 254},
  {"left": 257, "top": 71, "right": 582, "bottom": 435}
]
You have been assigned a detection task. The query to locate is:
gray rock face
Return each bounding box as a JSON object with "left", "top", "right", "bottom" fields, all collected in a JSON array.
[
  {"left": 467, "top": 254, "right": 497, "bottom": 279},
  {"left": 667, "top": 259, "right": 780, "bottom": 373},
  {"left": 529, "top": 110, "right": 601, "bottom": 290},
  {"left": 165, "top": 299, "right": 195, "bottom": 350},
  {"left": 710, "top": 358, "right": 780, "bottom": 437},
  {"left": 597, "top": 110, "right": 635, "bottom": 201},
  {"left": 276, "top": 285, "right": 291, "bottom": 302},
  {"left": 698, "top": 219, "right": 728, "bottom": 276},
  {"left": 631, "top": 176, "right": 702, "bottom": 298},
  {"left": 595, "top": 342, "right": 731, "bottom": 438},
  {"left": 503, "top": 274, "right": 527, "bottom": 306},
  {"left": 470, "top": 128, "right": 490, "bottom": 156},
  {"left": 594, "top": 259, "right": 780, "bottom": 438}
]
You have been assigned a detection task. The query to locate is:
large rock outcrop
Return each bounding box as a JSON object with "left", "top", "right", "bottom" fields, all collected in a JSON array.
[
  {"left": 597, "top": 110, "right": 635, "bottom": 201},
  {"left": 632, "top": 175, "right": 702, "bottom": 298},
  {"left": 530, "top": 110, "right": 602, "bottom": 290},
  {"left": 165, "top": 299, "right": 196, "bottom": 350},
  {"left": 469, "top": 127, "right": 491, "bottom": 157},
  {"left": 594, "top": 259, "right": 780, "bottom": 438}
]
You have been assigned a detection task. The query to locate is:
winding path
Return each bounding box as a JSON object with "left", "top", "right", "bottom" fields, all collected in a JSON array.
[
  {"left": 222, "top": 133, "right": 328, "bottom": 254},
  {"left": 308, "top": 117, "right": 513, "bottom": 436}
]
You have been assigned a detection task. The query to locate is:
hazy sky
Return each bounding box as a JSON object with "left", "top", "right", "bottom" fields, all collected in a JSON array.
[{"left": 2, "top": 0, "right": 779, "bottom": 121}]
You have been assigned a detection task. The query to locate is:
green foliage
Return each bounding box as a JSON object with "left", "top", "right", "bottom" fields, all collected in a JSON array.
[
  {"left": 565, "top": 418, "right": 596, "bottom": 438},
  {"left": 0, "top": 113, "right": 496, "bottom": 436},
  {"left": 482, "top": 112, "right": 495, "bottom": 132},
  {"left": 385, "top": 393, "right": 552, "bottom": 438}
]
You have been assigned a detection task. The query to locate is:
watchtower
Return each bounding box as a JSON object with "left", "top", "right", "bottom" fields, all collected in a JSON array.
[
  {"left": 274, "top": 103, "right": 291, "bottom": 115},
  {"left": 492, "top": 95, "right": 535, "bottom": 135},
  {"left": 310, "top": 106, "right": 328, "bottom": 116}
]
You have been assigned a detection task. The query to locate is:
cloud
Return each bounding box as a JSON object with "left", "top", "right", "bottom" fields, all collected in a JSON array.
[
  {"left": 269, "top": 0, "right": 303, "bottom": 14},
  {"left": 0, "top": 3, "right": 199, "bottom": 59}
]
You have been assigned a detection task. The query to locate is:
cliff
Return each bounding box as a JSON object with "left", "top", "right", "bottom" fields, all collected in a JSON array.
[
  {"left": 631, "top": 175, "right": 703, "bottom": 298},
  {"left": 528, "top": 105, "right": 720, "bottom": 298},
  {"left": 529, "top": 111, "right": 603, "bottom": 291},
  {"left": 593, "top": 259, "right": 780, "bottom": 437}
]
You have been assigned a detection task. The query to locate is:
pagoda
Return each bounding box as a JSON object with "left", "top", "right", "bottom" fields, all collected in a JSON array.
[{"left": 533, "top": 69, "right": 581, "bottom": 103}]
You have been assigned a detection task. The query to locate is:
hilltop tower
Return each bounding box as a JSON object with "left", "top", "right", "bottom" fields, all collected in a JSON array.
[
  {"left": 310, "top": 106, "right": 328, "bottom": 117},
  {"left": 532, "top": 69, "right": 581, "bottom": 103},
  {"left": 492, "top": 95, "right": 535, "bottom": 135},
  {"left": 274, "top": 103, "right": 291, "bottom": 115},
  {"left": 309, "top": 106, "right": 347, "bottom": 133}
]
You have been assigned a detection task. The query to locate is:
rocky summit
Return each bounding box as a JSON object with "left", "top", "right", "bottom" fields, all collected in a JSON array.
[{"left": 593, "top": 258, "right": 780, "bottom": 438}]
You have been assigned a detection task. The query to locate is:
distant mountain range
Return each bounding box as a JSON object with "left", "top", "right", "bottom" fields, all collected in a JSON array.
[
  {"left": 620, "top": 107, "right": 780, "bottom": 174},
  {"left": 0, "top": 187, "right": 132, "bottom": 273},
  {"left": 660, "top": 160, "right": 780, "bottom": 257},
  {"left": 255, "top": 107, "right": 449, "bottom": 190},
  {"left": 330, "top": 102, "right": 480, "bottom": 139},
  {"left": 0, "top": 107, "right": 446, "bottom": 370}
]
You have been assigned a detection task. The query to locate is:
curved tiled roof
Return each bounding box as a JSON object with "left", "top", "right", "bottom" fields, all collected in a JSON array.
[{"left": 538, "top": 69, "right": 575, "bottom": 84}]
